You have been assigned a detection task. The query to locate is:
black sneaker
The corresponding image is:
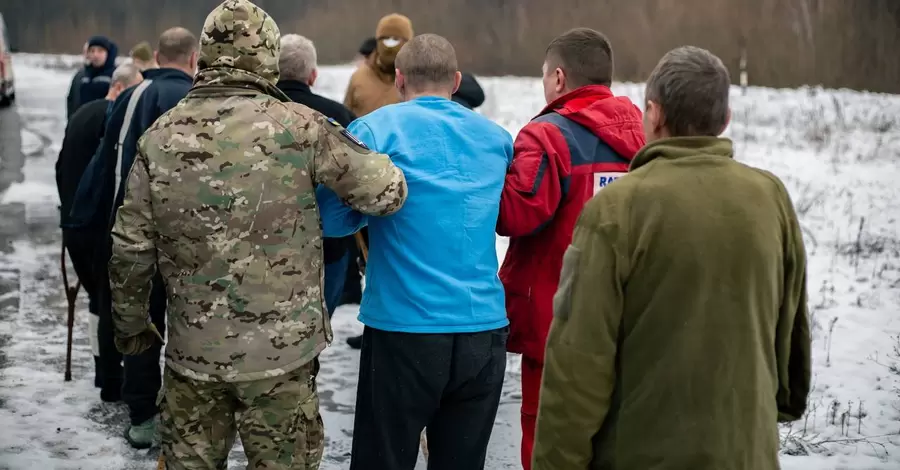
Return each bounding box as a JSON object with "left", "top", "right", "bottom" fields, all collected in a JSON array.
[{"left": 346, "top": 334, "right": 363, "bottom": 350}]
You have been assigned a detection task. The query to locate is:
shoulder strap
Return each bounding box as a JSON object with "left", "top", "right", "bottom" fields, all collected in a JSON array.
[{"left": 114, "top": 79, "right": 153, "bottom": 199}]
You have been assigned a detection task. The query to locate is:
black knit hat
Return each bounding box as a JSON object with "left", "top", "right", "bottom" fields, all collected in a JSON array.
[{"left": 358, "top": 37, "right": 377, "bottom": 56}]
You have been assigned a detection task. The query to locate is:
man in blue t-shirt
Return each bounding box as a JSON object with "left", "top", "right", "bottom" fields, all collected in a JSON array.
[{"left": 327, "top": 33, "right": 513, "bottom": 470}]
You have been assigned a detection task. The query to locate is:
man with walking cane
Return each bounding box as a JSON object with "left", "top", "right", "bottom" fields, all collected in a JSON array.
[
  {"left": 56, "top": 63, "right": 144, "bottom": 388},
  {"left": 61, "top": 246, "right": 80, "bottom": 382}
]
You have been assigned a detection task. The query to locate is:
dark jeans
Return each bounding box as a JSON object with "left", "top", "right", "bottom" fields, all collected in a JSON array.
[
  {"left": 62, "top": 229, "right": 100, "bottom": 314},
  {"left": 342, "top": 229, "right": 367, "bottom": 300},
  {"left": 94, "top": 244, "right": 123, "bottom": 399},
  {"left": 122, "top": 272, "right": 167, "bottom": 425},
  {"left": 323, "top": 251, "right": 348, "bottom": 318},
  {"left": 350, "top": 326, "right": 508, "bottom": 470}
]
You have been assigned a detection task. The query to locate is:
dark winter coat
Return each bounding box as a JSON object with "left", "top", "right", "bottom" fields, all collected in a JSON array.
[
  {"left": 78, "top": 36, "right": 118, "bottom": 109},
  {"left": 56, "top": 98, "right": 108, "bottom": 228},
  {"left": 278, "top": 79, "right": 356, "bottom": 127},
  {"left": 452, "top": 73, "right": 485, "bottom": 110},
  {"left": 109, "top": 67, "right": 193, "bottom": 213},
  {"left": 67, "top": 67, "right": 193, "bottom": 231},
  {"left": 277, "top": 79, "right": 357, "bottom": 264},
  {"left": 497, "top": 85, "right": 645, "bottom": 362},
  {"left": 532, "top": 137, "right": 812, "bottom": 470},
  {"left": 66, "top": 69, "right": 86, "bottom": 120}
]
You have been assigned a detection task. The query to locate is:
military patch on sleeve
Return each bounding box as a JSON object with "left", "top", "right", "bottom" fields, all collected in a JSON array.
[{"left": 326, "top": 117, "right": 370, "bottom": 153}]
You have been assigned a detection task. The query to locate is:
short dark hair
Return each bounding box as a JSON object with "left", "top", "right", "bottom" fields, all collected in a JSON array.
[
  {"left": 157, "top": 27, "right": 197, "bottom": 65},
  {"left": 645, "top": 46, "right": 731, "bottom": 137},
  {"left": 546, "top": 28, "right": 613, "bottom": 88},
  {"left": 395, "top": 34, "right": 458, "bottom": 91}
]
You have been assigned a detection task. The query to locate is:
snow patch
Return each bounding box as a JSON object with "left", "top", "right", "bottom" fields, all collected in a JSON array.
[
  {"left": 0, "top": 180, "right": 60, "bottom": 206},
  {"left": 1, "top": 53, "right": 898, "bottom": 469}
]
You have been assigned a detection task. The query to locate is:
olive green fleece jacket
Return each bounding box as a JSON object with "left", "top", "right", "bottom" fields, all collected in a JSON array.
[{"left": 533, "top": 137, "right": 812, "bottom": 470}]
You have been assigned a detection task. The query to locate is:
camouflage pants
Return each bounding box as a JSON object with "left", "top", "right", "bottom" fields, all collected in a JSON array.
[{"left": 159, "top": 360, "right": 324, "bottom": 470}]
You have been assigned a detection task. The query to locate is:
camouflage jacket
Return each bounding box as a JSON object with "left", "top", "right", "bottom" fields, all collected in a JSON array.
[{"left": 109, "top": 0, "right": 407, "bottom": 382}]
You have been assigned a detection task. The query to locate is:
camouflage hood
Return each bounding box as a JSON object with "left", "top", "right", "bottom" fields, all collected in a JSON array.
[{"left": 195, "top": 0, "right": 288, "bottom": 100}]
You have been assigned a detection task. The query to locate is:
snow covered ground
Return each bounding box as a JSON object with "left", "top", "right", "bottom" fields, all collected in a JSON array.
[{"left": 0, "top": 53, "right": 898, "bottom": 469}]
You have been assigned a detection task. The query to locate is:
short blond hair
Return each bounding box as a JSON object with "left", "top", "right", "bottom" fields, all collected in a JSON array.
[{"left": 395, "top": 34, "right": 457, "bottom": 92}]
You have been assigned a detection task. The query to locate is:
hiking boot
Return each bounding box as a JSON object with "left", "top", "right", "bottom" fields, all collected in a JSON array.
[
  {"left": 346, "top": 334, "right": 363, "bottom": 350},
  {"left": 125, "top": 416, "right": 158, "bottom": 449}
]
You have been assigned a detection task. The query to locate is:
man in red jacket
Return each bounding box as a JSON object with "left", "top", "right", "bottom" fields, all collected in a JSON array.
[{"left": 496, "top": 28, "right": 646, "bottom": 470}]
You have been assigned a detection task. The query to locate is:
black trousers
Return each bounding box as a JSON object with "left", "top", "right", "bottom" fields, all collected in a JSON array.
[
  {"left": 77, "top": 231, "right": 123, "bottom": 398},
  {"left": 350, "top": 326, "right": 508, "bottom": 470},
  {"left": 62, "top": 229, "right": 100, "bottom": 314},
  {"left": 341, "top": 229, "right": 367, "bottom": 299},
  {"left": 121, "top": 272, "right": 167, "bottom": 425}
]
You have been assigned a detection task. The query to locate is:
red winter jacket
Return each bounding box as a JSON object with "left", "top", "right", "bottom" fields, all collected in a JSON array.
[{"left": 497, "top": 85, "right": 645, "bottom": 362}]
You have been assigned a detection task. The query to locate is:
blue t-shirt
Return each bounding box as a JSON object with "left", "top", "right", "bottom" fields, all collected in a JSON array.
[{"left": 328, "top": 96, "right": 513, "bottom": 333}]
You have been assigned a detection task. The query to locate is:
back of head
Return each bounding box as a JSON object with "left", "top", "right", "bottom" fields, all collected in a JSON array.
[
  {"left": 111, "top": 63, "right": 142, "bottom": 88},
  {"left": 157, "top": 27, "right": 197, "bottom": 68},
  {"left": 645, "top": 46, "right": 731, "bottom": 137},
  {"left": 546, "top": 28, "right": 613, "bottom": 89},
  {"left": 395, "top": 33, "right": 457, "bottom": 94},
  {"left": 279, "top": 34, "right": 316, "bottom": 82},
  {"left": 130, "top": 41, "right": 154, "bottom": 62},
  {"left": 198, "top": 0, "right": 281, "bottom": 84}
]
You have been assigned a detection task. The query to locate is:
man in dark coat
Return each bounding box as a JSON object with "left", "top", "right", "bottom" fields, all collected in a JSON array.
[
  {"left": 68, "top": 26, "right": 198, "bottom": 449},
  {"left": 76, "top": 36, "right": 118, "bottom": 112},
  {"left": 66, "top": 42, "right": 89, "bottom": 120},
  {"left": 532, "top": 46, "right": 811, "bottom": 470},
  {"left": 56, "top": 63, "right": 143, "bottom": 394},
  {"left": 277, "top": 34, "right": 356, "bottom": 318}
]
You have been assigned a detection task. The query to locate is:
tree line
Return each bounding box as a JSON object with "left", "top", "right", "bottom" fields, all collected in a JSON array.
[{"left": 3, "top": 0, "right": 898, "bottom": 93}]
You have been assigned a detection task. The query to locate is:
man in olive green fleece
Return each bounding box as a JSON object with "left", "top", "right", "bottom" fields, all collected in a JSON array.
[{"left": 532, "top": 46, "right": 812, "bottom": 470}]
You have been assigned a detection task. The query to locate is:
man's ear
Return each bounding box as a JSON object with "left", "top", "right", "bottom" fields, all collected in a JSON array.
[
  {"left": 308, "top": 68, "right": 318, "bottom": 87},
  {"left": 394, "top": 69, "right": 405, "bottom": 94},
  {"left": 191, "top": 51, "right": 199, "bottom": 73},
  {"left": 720, "top": 108, "right": 732, "bottom": 135},
  {"left": 153, "top": 50, "right": 160, "bottom": 66},
  {"left": 648, "top": 100, "right": 666, "bottom": 135},
  {"left": 555, "top": 67, "right": 567, "bottom": 95},
  {"left": 451, "top": 71, "right": 462, "bottom": 95}
]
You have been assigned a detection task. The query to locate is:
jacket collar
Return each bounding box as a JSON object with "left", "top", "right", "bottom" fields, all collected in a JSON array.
[
  {"left": 192, "top": 67, "right": 290, "bottom": 102},
  {"left": 538, "top": 85, "right": 614, "bottom": 117},
  {"left": 276, "top": 79, "right": 313, "bottom": 95},
  {"left": 143, "top": 67, "right": 193, "bottom": 82},
  {"left": 630, "top": 137, "right": 734, "bottom": 171}
]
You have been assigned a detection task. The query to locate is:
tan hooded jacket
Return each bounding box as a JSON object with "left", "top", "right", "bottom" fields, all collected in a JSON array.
[{"left": 343, "top": 14, "right": 413, "bottom": 117}]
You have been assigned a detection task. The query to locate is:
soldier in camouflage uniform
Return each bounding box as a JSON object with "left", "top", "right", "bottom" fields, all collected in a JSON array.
[{"left": 107, "top": 0, "right": 408, "bottom": 468}]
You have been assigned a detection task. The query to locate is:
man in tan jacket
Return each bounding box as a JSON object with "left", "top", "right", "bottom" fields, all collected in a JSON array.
[
  {"left": 343, "top": 13, "right": 413, "bottom": 118},
  {"left": 342, "top": 13, "right": 414, "bottom": 350}
]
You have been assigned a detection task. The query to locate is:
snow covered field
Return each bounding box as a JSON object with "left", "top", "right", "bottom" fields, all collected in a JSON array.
[{"left": 0, "top": 53, "right": 898, "bottom": 469}]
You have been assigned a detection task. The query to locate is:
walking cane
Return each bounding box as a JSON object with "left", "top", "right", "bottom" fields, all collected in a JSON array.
[
  {"left": 353, "top": 232, "right": 429, "bottom": 460},
  {"left": 61, "top": 241, "right": 81, "bottom": 382}
]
